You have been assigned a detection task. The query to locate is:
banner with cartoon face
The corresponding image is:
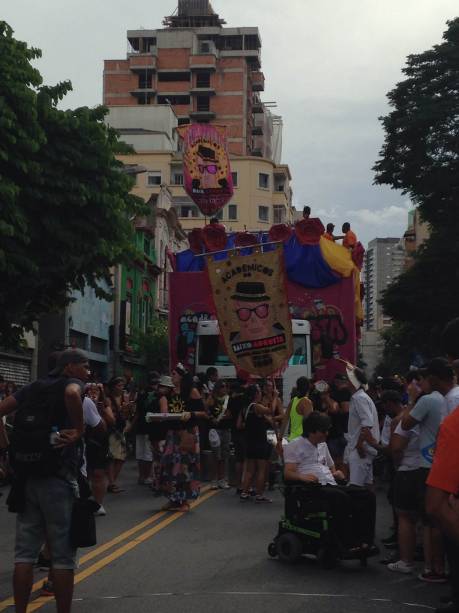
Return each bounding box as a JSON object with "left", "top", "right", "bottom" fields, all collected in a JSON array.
[
  {"left": 206, "top": 244, "right": 293, "bottom": 377},
  {"left": 178, "top": 124, "right": 234, "bottom": 217}
]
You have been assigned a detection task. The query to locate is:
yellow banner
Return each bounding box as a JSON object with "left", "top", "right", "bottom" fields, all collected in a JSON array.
[{"left": 206, "top": 244, "right": 293, "bottom": 377}]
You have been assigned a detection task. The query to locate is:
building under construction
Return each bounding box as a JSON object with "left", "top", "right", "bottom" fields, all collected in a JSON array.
[{"left": 103, "top": 0, "right": 280, "bottom": 159}]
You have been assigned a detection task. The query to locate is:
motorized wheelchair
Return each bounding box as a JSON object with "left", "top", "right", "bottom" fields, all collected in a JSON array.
[{"left": 268, "top": 481, "right": 378, "bottom": 568}]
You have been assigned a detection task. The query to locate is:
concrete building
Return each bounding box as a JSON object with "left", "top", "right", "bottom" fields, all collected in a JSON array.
[
  {"left": 108, "top": 106, "right": 294, "bottom": 232},
  {"left": 403, "top": 208, "right": 430, "bottom": 269},
  {"left": 363, "top": 237, "right": 405, "bottom": 332},
  {"left": 103, "top": 0, "right": 274, "bottom": 158}
]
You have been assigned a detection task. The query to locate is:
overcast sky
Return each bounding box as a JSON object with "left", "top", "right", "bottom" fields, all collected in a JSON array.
[{"left": 3, "top": 0, "right": 457, "bottom": 245}]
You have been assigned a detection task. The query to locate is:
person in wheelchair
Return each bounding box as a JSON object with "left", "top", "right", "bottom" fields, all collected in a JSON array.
[{"left": 284, "top": 411, "right": 377, "bottom": 555}]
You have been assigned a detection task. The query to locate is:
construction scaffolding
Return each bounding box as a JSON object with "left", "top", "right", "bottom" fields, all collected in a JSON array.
[{"left": 163, "top": 0, "right": 226, "bottom": 28}]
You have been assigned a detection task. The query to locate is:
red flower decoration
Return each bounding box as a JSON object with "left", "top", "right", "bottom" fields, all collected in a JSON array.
[
  {"left": 234, "top": 232, "right": 258, "bottom": 247},
  {"left": 294, "top": 218, "right": 325, "bottom": 245},
  {"left": 269, "top": 224, "right": 293, "bottom": 243},
  {"left": 352, "top": 242, "right": 365, "bottom": 270},
  {"left": 202, "top": 223, "right": 227, "bottom": 252},
  {"left": 188, "top": 228, "right": 204, "bottom": 254}
]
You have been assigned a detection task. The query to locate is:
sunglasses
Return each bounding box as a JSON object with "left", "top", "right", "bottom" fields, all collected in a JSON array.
[
  {"left": 198, "top": 164, "right": 218, "bottom": 175},
  {"left": 236, "top": 304, "right": 269, "bottom": 322}
]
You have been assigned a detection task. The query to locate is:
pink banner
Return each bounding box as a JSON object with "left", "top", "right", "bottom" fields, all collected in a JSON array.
[
  {"left": 178, "top": 124, "right": 234, "bottom": 217},
  {"left": 169, "top": 272, "right": 356, "bottom": 381}
]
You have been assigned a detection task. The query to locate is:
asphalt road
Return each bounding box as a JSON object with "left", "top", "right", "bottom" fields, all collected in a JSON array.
[{"left": 0, "top": 461, "right": 447, "bottom": 612}]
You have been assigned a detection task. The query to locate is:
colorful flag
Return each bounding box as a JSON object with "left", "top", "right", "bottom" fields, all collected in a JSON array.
[
  {"left": 178, "top": 124, "right": 233, "bottom": 217},
  {"left": 206, "top": 244, "right": 293, "bottom": 377}
]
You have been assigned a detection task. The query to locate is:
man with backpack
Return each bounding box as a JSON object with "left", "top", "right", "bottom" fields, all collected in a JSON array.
[{"left": 0, "top": 348, "right": 89, "bottom": 613}]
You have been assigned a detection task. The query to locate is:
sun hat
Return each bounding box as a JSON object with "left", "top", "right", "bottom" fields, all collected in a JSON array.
[{"left": 158, "top": 375, "right": 175, "bottom": 388}]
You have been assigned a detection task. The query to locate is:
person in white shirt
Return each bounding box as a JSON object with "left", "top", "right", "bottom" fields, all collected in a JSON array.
[
  {"left": 284, "top": 412, "right": 377, "bottom": 553},
  {"left": 345, "top": 365, "right": 380, "bottom": 488}
]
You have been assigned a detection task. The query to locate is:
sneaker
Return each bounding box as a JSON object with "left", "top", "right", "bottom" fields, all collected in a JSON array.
[
  {"left": 255, "top": 495, "right": 272, "bottom": 504},
  {"left": 210, "top": 481, "right": 219, "bottom": 490},
  {"left": 35, "top": 552, "right": 51, "bottom": 571},
  {"left": 40, "top": 580, "right": 54, "bottom": 597},
  {"left": 387, "top": 560, "right": 414, "bottom": 574},
  {"left": 143, "top": 478, "right": 153, "bottom": 485},
  {"left": 418, "top": 571, "right": 448, "bottom": 584},
  {"left": 240, "top": 492, "right": 250, "bottom": 501},
  {"left": 94, "top": 505, "right": 107, "bottom": 517},
  {"left": 218, "top": 479, "right": 230, "bottom": 490}
]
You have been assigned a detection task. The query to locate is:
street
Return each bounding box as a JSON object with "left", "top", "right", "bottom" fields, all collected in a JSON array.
[{"left": 0, "top": 463, "right": 445, "bottom": 613}]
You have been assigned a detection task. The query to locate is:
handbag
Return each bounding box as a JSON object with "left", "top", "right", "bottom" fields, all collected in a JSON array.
[{"left": 70, "top": 497, "right": 98, "bottom": 548}]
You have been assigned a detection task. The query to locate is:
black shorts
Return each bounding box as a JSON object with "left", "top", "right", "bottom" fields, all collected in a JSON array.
[
  {"left": 86, "top": 439, "right": 109, "bottom": 471},
  {"left": 246, "top": 442, "right": 271, "bottom": 461},
  {"left": 393, "top": 469, "right": 425, "bottom": 514}
]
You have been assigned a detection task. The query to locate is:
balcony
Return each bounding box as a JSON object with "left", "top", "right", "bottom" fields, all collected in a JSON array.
[
  {"left": 252, "top": 125, "right": 263, "bottom": 135},
  {"left": 190, "top": 55, "right": 217, "bottom": 71},
  {"left": 251, "top": 71, "right": 265, "bottom": 92},
  {"left": 190, "top": 86, "right": 216, "bottom": 95},
  {"left": 252, "top": 96, "right": 264, "bottom": 113},
  {"left": 190, "top": 110, "right": 216, "bottom": 121},
  {"left": 220, "top": 48, "right": 261, "bottom": 69},
  {"left": 129, "top": 56, "right": 156, "bottom": 73}
]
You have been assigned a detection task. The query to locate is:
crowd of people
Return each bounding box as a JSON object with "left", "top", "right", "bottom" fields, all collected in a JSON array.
[{"left": 1, "top": 316, "right": 459, "bottom": 613}]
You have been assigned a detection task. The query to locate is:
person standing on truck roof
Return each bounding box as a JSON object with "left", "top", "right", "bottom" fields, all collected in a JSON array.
[
  {"left": 338, "top": 222, "right": 357, "bottom": 251},
  {"left": 323, "top": 223, "right": 336, "bottom": 241},
  {"left": 287, "top": 377, "right": 314, "bottom": 442}
]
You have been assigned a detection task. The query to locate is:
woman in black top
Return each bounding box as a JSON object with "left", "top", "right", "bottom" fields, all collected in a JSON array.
[
  {"left": 240, "top": 384, "right": 273, "bottom": 503},
  {"left": 160, "top": 365, "right": 207, "bottom": 512}
]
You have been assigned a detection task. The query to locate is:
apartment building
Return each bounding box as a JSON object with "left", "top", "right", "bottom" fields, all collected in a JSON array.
[
  {"left": 363, "top": 237, "right": 405, "bottom": 331},
  {"left": 103, "top": 0, "right": 275, "bottom": 159}
]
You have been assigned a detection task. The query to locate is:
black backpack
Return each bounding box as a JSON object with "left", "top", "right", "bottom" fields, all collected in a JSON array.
[{"left": 10, "top": 378, "right": 72, "bottom": 478}]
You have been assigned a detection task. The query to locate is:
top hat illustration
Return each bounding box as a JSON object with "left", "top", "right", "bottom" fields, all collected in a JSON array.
[
  {"left": 231, "top": 282, "right": 269, "bottom": 302},
  {"left": 198, "top": 145, "right": 216, "bottom": 161}
]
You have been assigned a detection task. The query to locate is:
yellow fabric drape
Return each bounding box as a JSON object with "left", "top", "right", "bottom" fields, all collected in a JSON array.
[{"left": 319, "top": 237, "right": 363, "bottom": 322}]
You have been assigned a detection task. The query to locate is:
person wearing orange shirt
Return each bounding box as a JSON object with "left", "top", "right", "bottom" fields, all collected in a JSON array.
[
  {"left": 323, "top": 223, "right": 335, "bottom": 242},
  {"left": 426, "top": 317, "right": 459, "bottom": 613},
  {"left": 340, "top": 222, "right": 357, "bottom": 250}
]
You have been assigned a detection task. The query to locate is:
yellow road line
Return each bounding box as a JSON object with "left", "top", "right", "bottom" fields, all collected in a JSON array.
[
  {"left": 25, "top": 489, "right": 219, "bottom": 612},
  {"left": 0, "top": 485, "right": 212, "bottom": 612}
]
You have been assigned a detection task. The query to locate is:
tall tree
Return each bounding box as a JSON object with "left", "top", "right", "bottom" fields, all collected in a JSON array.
[
  {"left": 0, "top": 22, "right": 146, "bottom": 346},
  {"left": 373, "top": 17, "right": 459, "bottom": 365}
]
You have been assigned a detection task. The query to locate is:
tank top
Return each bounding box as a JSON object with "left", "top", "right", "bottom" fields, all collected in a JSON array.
[{"left": 288, "top": 396, "right": 307, "bottom": 441}]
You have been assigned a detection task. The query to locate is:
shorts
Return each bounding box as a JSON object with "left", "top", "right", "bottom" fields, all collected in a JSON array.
[
  {"left": 86, "top": 439, "right": 109, "bottom": 471},
  {"left": 135, "top": 434, "right": 153, "bottom": 462},
  {"left": 211, "top": 429, "right": 231, "bottom": 462},
  {"left": 348, "top": 452, "right": 374, "bottom": 486},
  {"left": 109, "top": 431, "right": 127, "bottom": 462},
  {"left": 246, "top": 441, "right": 271, "bottom": 461},
  {"left": 393, "top": 469, "right": 425, "bottom": 514},
  {"left": 15, "top": 476, "right": 77, "bottom": 570}
]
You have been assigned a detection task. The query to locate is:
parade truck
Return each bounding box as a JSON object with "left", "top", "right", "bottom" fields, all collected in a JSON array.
[{"left": 168, "top": 223, "right": 363, "bottom": 404}]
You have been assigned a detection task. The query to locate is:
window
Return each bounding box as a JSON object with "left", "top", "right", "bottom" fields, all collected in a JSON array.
[
  {"left": 179, "top": 205, "right": 200, "bottom": 218},
  {"left": 157, "top": 95, "right": 190, "bottom": 105},
  {"left": 258, "top": 173, "right": 269, "bottom": 189},
  {"left": 228, "top": 204, "right": 238, "bottom": 220},
  {"left": 69, "top": 330, "right": 87, "bottom": 350},
  {"left": 197, "top": 96, "right": 210, "bottom": 112},
  {"left": 147, "top": 171, "right": 161, "bottom": 186},
  {"left": 90, "top": 336, "right": 107, "bottom": 355},
  {"left": 137, "top": 97, "right": 152, "bottom": 105},
  {"left": 138, "top": 73, "right": 152, "bottom": 89},
  {"left": 196, "top": 72, "right": 211, "bottom": 88},
  {"left": 200, "top": 41, "right": 212, "bottom": 54},
  {"left": 178, "top": 117, "right": 190, "bottom": 125},
  {"left": 273, "top": 205, "right": 286, "bottom": 224},
  {"left": 258, "top": 206, "right": 269, "bottom": 222},
  {"left": 173, "top": 173, "right": 184, "bottom": 185},
  {"left": 157, "top": 72, "right": 190, "bottom": 82},
  {"left": 231, "top": 172, "right": 238, "bottom": 187}
]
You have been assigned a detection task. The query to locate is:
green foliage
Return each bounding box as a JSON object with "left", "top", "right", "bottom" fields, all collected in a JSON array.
[
  {"left": 374, "top": 18, "right": 459, "bottom": 367},
  {"left": 0, "top": 22, "right": 147, "bottom": 347},
  {"left": 131, "top": 318, "right": 169, "bottom": 373}
]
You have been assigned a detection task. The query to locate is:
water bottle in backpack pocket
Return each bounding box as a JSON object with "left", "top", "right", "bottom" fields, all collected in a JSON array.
[{"left": 10, "top": 379, "right": 69, "bottom": 477}]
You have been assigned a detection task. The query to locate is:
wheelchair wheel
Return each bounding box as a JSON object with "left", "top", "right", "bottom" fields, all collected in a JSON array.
[
  {"left": 318, "top": 546, "right": 338, "bottom": 570},
  {"left": 268, "top": 541, "right": 278, "bottom": 558},
  {"left": 277, "top": 533, "right": 302, "bottom": 563}
]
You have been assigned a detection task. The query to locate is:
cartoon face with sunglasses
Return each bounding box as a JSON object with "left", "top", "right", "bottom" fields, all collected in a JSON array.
[{"left": 231, "top": 282, "right": 273, "bottom": 341}]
